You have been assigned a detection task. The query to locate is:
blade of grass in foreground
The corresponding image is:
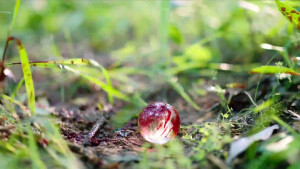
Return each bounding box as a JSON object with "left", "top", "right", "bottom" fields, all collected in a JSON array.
[
  {"left": 6, "top": 58, "right": 89, "bottom": 67},
  {"left": 41, "top": 118, "right": 83, "bottom": 169},
  {"left": 3, "top": 37, "right": 36, "bottom": 113},
  {"left": 250, "top": 65, "right": 300, "bottom": 76},
  {"left": 11, "top": 77, "right": 24, "bottom": 98},
  {"left": 159, "top": 0, "right": 171, "bottom": 67},
  {"left": 27, "top": 125, "right": 47, "bottom": 169},
  {"left": 168, "top": 77, "right": 200, "bottom": 111},
  {"left": 272, "top": 115, "right": 297, "bottom": 135},
  {"left": 88, "top": 59, "right": 114, "bottom": 104},
  {"left": 2, "top": 94, "right": 31, "bottom": 117},
  {"left": 7, "top": 0, "right": 20, "bottom": 35},
  {"left": 111, "top": 93, "right": 147, "bottom": 128},
  {"left": 7, "top": 58, "right": 118, "bottom": 103},
  {"left": 7, "top": 58, "right": 116, "bottom": 103},
  {"left": 64, "top": 66, "right": 129, "bottom": 101}
]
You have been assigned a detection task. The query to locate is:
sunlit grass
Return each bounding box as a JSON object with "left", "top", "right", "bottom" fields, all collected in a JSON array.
[{"left": 0, "top": 0, "right": 299, "bottom": 168}]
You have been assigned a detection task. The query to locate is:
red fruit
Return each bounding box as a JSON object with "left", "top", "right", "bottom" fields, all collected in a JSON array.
[{"left": 138, "top": 102, "right": 180, "bottom": 144}]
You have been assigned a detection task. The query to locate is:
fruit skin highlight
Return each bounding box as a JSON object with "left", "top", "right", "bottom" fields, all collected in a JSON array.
[{"left": 138, "top": 102, "right": 181, "bottom": 144}]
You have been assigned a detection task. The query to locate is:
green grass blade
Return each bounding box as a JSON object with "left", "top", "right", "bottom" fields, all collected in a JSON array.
[
  {"left": 40, "top": 118, "right": 83, "bottom": 169},
  {"left": 8, "top": 0, "right": 20, "bottom": 35},
  {"left": 272, "top": 115, "right": 297, "bottom": 135},
  {"left": 253, "top": 99, "right": 274, "bottom": 114},
  {"left": 17, "top": 41, "right": 35, "bottom": 113},
  {"left": 159, "top": 0, "right": 170, "bottom": 67},
  {"left": 88, "top": 59, "right": 114, "bottom": 104},
  {"left": 27, "top": 125, "right": 47, "bottom": 169},
  {"left": 64, "top": 66, "right": 129, "bottom": 101},
  {"left": 6, "top": 58, "right": 89, "bottom": 68},
  {"left": 250, "top": 65, "right": 300, "bottom": 75},
  {"left": 7, "top": 58, "right": 123, "bottom": 103},
  {"left": 168, "top": 77, "right": 200, "bottom": 110},
  {"left": 11, "top": 77, "right": 24, "bottom": 98},
  {"left": 12, "top": 0, "right": 20, "bottom": 26},
  {"left": 111, "top": 93, "right": 147, "bottom": 128},
  {"left": 6, "top": 37, "right": 36, "bottom": 113},
  {"left": 2, "top": 94, "right": 31, "bottom": 117}
]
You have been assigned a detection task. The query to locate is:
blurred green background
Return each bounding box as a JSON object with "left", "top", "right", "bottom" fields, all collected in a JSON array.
[
  {"left": 0, "top": 0, "right": 299, "bottom": 124},
  {"left": 0, "top": 1, "right": 300, "bottom": 169},
  {"left": 1, "top": 0, "right": 299, "bottom": 125},
  {"left": 0, "top": 0, "right": 297, "bottom": 67}
]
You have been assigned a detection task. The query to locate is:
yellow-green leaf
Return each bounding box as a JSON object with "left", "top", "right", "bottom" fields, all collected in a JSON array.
[
  {"left": 17, "top": 43, "right": 35, "bottom": 113},
  {"left": 8, "top": 0, "right": 20, "bottom": 35},
  {"left": 2, "top": 94, "right": 31, "bottom": 117},
  {"left": 250, "top": 65, "right": 300, "bottom": 75},
  {"left": 6, "top": 58, "right": 122, "bottom": 103},
  {"left": 64, "top": 66, "right": 129, "bottom": 101},
  {"left": 253, "top": 99, "right": 274, "bottom": 114},
  {"left": 27, "top": 125, "right": 47, "bottom": 169},
  {"left": 275, "top": 0, "right": 300, "bottom": 30},
  {"left": 88, "top": 59, "right": 114, "bottom": 104},
  {"left": 168, "top": 77, "right": 200, "bottom": 110},
  {"left": 6, "top": 37, "right": 36, "bottom": 113}
]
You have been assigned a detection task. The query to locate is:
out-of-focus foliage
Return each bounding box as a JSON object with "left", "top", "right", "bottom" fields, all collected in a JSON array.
[
  {"left": 138, "top": 140, "right": 192, "bottom": 169},
  {"left": 0, "top": 0, "right": 300, "bottom": 169}
]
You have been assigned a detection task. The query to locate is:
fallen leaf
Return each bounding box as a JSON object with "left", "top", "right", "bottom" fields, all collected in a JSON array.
[
  {"left": 226, "top": 124, "right": 279, "bottom": 164},
  {"left": 265, "top": 136, "right": 294, "bottom": 152}
]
